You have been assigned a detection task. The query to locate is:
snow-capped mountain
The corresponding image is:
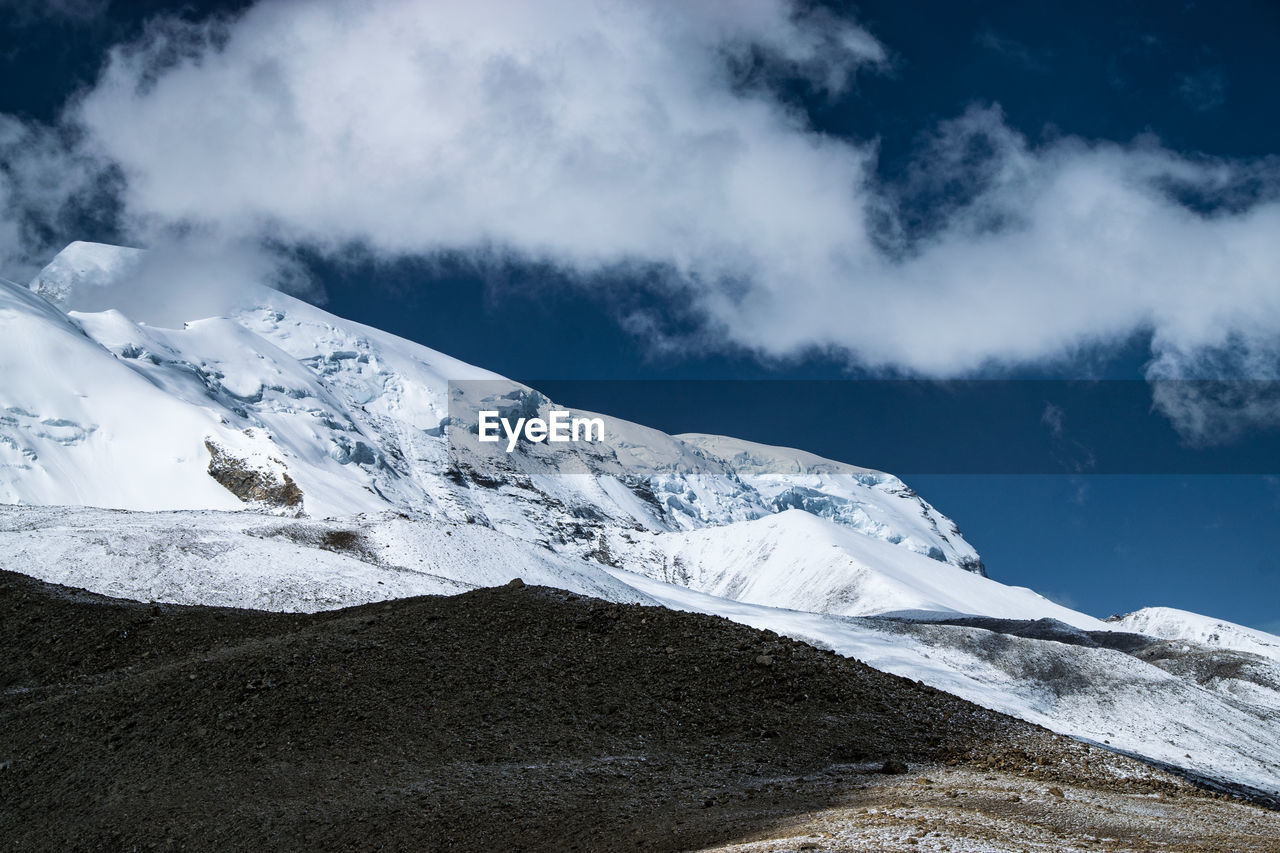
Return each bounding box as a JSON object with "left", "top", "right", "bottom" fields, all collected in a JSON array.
[
  {"left": 4, "top": 240, "right": 1280, "bottom": 804},
  {"left": 5, "top": 241, "right": 983, "bottom": 581}
]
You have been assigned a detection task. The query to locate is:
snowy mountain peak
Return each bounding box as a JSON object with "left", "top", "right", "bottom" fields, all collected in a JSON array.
[
  {"left": 609, "top": 506, "right": 1081, "bottom": 624},
  {"left": 29, "top": 240, "right": 144, "bottom": 308}
]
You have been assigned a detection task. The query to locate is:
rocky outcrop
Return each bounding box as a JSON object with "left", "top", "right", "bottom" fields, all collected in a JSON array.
[{"left": 204, "top": 440, "right": 303, "bottom": 511}]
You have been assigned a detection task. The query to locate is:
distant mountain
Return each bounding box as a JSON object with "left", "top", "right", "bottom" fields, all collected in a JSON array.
[{"left": 1110, "top": 606, "right": 1280, "bottom": 662}]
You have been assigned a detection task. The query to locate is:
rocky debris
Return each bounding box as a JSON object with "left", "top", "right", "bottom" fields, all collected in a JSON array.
[
  {"left": 204, "top": 440, "right": 303, "bottom": 510},
  {"left": 319, "top": 529, "right": 361, "bottom": 552},
  {"left": 0, "top": 569, "right": 1254, "bottom": 852},
  {"left": 702, "top": 765, "right": 1280, "bottom": 853}
]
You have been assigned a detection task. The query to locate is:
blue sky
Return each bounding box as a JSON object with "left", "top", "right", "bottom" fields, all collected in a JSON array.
[{"left": 1, "top": 0, "right": 1278, "bottom": 630}]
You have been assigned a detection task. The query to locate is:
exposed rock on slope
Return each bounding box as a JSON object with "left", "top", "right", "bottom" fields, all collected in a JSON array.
[{"left": 204, "top": 439, "right": 304, "bottom": 510}]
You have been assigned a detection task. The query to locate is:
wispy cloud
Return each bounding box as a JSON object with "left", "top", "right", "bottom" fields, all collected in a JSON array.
[
  {"left": 1041, "top": 403, "right": 1096, "bottom": 472},
  {"left": 1042, "top": 403, "right": 1066, "bottom": 437},
  {"left": 0, "top": 115, "right": 118, "bottom": 278},
  {"left": 1176, "top": 68, "right": 1227, "bottom": 112},
  {"left": 974, "top": 28, "right": 1048, "bottom": 72},
  {"left": 0, "top": 0, "right": 110, "bottom": 27},
  {"left": 1040, "top": 588, "right": 1080, "bottom": 610}
]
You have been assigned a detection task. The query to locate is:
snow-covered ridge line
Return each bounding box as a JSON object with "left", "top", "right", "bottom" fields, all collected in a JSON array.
[
  {"left": 1109, "top": 606, "right": 1280, "bottom": 664},
  {"left": 607, "top": 509, "right": 1077, "bottom": 625},
  {"left": 677, "top": 434, "right": 984, "bottom": 574}
]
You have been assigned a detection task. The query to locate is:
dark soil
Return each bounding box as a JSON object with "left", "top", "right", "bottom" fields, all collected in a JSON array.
[{"left": 0, "top": 570, "right": 1186, "bottom": 852}]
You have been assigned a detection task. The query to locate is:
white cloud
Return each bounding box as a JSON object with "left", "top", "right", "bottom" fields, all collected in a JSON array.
[
  {"left": 74, "top": 0, "right": 885, "bottom": 275},
  {"left": 53, "top": 239, "right": 313, "bottom": 328},
  {"left": 0, "top": 116, "right": 113, "bottom": 281},
  {"left": 5, "top": 0, "right": 1280, "bottom": 402}
]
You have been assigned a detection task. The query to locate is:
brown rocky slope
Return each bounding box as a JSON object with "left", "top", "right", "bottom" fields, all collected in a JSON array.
[{"left": 1, "top": 569, "right": 1275, "bottom": 852}]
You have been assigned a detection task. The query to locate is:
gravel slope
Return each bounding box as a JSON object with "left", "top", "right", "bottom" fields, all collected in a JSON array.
[{"left": 1, "top": 570, "right": 1272, "bottom": 852}]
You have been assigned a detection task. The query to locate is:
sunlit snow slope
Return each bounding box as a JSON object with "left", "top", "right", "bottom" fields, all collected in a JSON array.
[
  {"left": 607, "top": 510, "right": 1096, "bottom": 626},
  {"left": 1110, "top": 607, "right": 1280, "bottom": 663}
]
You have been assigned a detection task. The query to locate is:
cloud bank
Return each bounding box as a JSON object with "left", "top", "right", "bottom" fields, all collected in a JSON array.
[{"left": 5, "top": 0, "right": 1280, "bottom": 416}]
